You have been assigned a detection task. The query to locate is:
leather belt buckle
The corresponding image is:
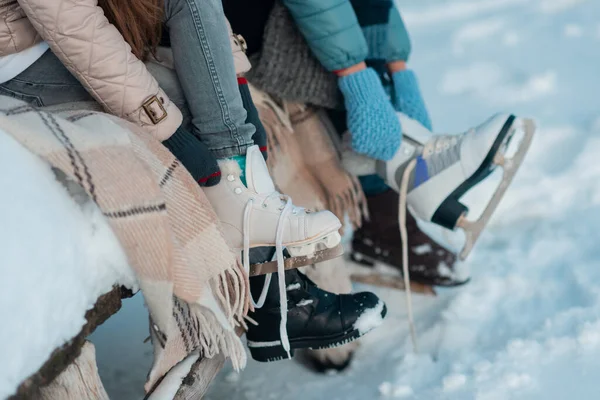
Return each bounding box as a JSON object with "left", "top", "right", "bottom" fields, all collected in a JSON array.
[{"left": 142, "top": 95, "right": 167, "bottom": 125}]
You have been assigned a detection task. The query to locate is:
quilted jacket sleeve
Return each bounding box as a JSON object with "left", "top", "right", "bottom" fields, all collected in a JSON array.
[
  {"left": 0, "top": 2, "right": 41, "bottom": 56},
  {"left": 387, "top": 4, "right": 411, "bottom": 62},
  {"left": 17, "top": 0, "right": 182, "bottom": 141},
  {"left": 281, "top": 0, "right": 368, "bottom": 71},
  {"left": 350, "top": 0, "right": 411, "bottom": 62}
]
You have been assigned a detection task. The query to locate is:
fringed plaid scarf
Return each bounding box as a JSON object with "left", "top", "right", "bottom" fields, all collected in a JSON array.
[
  {"left": 0, "top": 97, "right": 249, "bottom": 393},
  {"left": 250, "top": 86, "right": 368, "bottom": 231}
]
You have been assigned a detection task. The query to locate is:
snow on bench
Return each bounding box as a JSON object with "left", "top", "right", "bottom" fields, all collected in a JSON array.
[{"left": 0, "top": 131, "right": 137, "bottom": 398}]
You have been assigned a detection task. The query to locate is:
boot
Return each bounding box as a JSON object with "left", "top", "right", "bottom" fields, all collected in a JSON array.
[
  {"left": 352, "top": 189, "right": 467, "bottom": 287},
  {"left": 203, "top": 145, "right": 343, "bottom": 275},
  {"left": 343, "top": 113, "right": 535, "bottom": 260},
  {"left": 246, "top": 269, "right": 387, "bottom": 362},
  {"left": 379, "top": 113, "right": 535, "bottom": 260}
]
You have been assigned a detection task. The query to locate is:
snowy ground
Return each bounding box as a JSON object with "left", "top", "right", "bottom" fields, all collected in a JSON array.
[{"left": 89, "top": 0, "right": 600, "bottom": 398}]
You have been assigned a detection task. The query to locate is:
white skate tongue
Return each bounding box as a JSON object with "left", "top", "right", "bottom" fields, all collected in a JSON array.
[{"left": 245, "top": 145, "right": 276, "bottom": 194}]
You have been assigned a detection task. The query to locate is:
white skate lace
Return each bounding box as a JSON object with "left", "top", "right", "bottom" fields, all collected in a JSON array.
[
  {"left": 242, "top": 193, "right": 294, "bottom": 357},
  {"left": 399, "top": 159, "right": 419, "bottom": 352},
  {"left": 396, "top": 133, "right": 463, "bottom": 352}
]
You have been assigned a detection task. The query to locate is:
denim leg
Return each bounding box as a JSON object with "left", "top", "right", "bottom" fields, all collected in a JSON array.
[
  {"left": 0, "top": 51, "right": 93, "bottom": 107},
  {"left": 164, "top": 0, "right": 255, "bottom": 158}
]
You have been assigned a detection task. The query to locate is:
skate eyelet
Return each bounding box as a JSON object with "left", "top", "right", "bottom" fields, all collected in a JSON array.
[
  {"left": 227, "top": 174, "right": 235, "bottom": 182},
  {"left": 262, "top": 203, "right": 268, "bottom": 208},
  {"left": 234, "top": 187, "right": 243, "bottom": 194}
]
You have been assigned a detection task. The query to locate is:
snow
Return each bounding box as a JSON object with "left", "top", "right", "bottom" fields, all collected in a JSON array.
[
  {"left": 379, "top": 382, "right": 414, "bottom": 399},
  {"left": 440, "top": 63, "right": 557, "bottom": 104},
  {"left": 0, "top": 132, "right": 136, "bottom": 399},
  {"left": 296, "top": 299, "right": 314, "bottom": 307},
  {"left": 412, "top": 244, "right": 432, "bottom": 255},
  {"left": 87, "top": 0, "right": 600, "bottom": 399},
  {"left": 443, "top": 374, "right": 468, "bottom": 392},
  {"left": 436, "top": 262, "right": 454, "bottom": 279},
  {"left": 379, "top": 381, "right": 414, "bottom": 398},
  {"left": 354, "top": 301, "right": 386, "bottom": 336}
]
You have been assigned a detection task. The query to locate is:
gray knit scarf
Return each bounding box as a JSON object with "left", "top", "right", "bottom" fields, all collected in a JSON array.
[{"left": 246, "top": 1, "right": 344, "bottom": 110}]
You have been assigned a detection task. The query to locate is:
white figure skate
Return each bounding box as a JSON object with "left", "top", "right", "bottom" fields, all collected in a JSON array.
[
  {"left": 379, "top": 113, "right": 535, "bottom": 260},
  {"left": 203, "top": 145, "right": 343, "bottom": 276}
]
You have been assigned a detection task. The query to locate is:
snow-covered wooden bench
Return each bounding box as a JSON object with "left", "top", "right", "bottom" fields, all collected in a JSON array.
[
  {"left": 0, "top": 101, "right": 235, "bottom": 400},
  {"left": 13, "top": 287, "right": 130, "bottom": 399},
  {"left": 0, "top": 97, "right": 388, "bottom": 399}
]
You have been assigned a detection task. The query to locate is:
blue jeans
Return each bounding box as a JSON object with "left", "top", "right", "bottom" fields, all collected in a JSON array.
[
  {"left": 0, "top": 0, "right": 254, "bottom": 158},
  {"left": 0, "top": 51, "right": 93, "bottom": 107},
  {"left": 163, "top": 0, "right": 254, "bottom": 157}
]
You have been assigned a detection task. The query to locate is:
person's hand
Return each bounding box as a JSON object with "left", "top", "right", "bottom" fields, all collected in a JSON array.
[
  {"left": 389, "top": 64, "right": 432, "bottom": 131},
  {"left": 337, "top": 66, "right": 402, "bottom": 161}
]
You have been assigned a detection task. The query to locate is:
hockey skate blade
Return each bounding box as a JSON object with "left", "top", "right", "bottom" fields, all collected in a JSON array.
[
  {"left": 249, "top": 244, "right": 344, "bottom": 276},
  {"left": 350, "top": 272, "right": 436, "bottom": 295},
  {"left": 457, "top": 118, "right": 536, "bottom": 260}
]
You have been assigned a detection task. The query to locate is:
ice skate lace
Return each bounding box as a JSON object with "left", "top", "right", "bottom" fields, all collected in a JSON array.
[
  {"left": 399, "top": 132, "right": 468, "bottom": 351},
  {"left": 399, "top": 158, "right": 419, "bottom": 352},
  {"left": 242, "top": 193, "right": 294, "bottom": 357}
]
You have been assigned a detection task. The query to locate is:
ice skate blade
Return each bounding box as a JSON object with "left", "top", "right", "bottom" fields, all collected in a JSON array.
[
  {"left": 286, "top": 231, "right": 342, "bottom": 257},
  {"left": 349, "top": 252, "right": 468, "bottom": 288},
  {"left": 249, "top": 244, "right": 344, "bottom": 276},
  {"left": 350, "top": 272, "right": 437, "bottom": 295},
  {"left": 456, "top": 118, "right": 536, "bottom": 260}
]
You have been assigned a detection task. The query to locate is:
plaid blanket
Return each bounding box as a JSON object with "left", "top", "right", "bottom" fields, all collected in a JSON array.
[{"left": 0, "top": 96, "right": 249, "bottom": 393}]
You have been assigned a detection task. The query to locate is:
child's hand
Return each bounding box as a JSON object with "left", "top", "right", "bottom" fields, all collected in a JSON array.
[
  {"left": 390, "top": 68, "right": 432, "bottom": 131},
  {"left": 338, "top": 67, "right": 402, "bottom": 161}
]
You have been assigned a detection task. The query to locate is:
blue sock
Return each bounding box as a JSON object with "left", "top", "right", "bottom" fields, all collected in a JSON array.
[
  {"left": 231, "top": 154, "right": 247, "bottom": 186},
  {"left": 359, "top": 174, "right": 390, "bottom": 196}
]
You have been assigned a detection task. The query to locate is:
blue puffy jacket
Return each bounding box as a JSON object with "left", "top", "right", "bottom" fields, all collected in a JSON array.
[{"left": 281, "top": 0, "right": 411, "bottom": 71}]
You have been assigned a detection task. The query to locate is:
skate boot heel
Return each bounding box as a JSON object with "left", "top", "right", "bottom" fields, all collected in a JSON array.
[
  {"left": 248, "top": 342, "right": 295, "bottom": 362},
  {"left": 431, "top": 197, "right": 468, "bottom": 230}
]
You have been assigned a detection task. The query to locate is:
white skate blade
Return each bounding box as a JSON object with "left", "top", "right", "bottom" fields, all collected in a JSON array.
[
  {"left": 350, "top": 272, "right": 436, "bottom": 295},
  {"left": 347, "top": 259, "right": 436, "bottom": 294},
  {"left": 457, "top": 118, "right": 536, "bottom": 260},
  {"left": 286, "top": 231, "right": 342, "bottom": 257}
]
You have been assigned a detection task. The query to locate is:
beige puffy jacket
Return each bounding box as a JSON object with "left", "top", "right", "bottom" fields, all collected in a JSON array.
[
  {"left": 0, "top": 0, "right": 249, "bottom": 145},
  {"left": 0, "top": 0, "right": 182, "bottom": 140},
  {"left": 0, "top": 0, "right": 252, "bottom": 142},
  {"left": 0, "top": 0, "right": 39, "bottom": 55}
]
